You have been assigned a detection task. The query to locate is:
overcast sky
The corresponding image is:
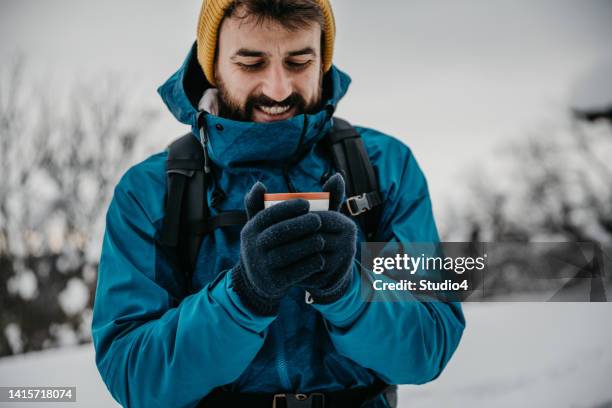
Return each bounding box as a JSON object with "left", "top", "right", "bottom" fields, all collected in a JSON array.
[{"left": 1, "top": 0, "right": 611, "bottom": 215}]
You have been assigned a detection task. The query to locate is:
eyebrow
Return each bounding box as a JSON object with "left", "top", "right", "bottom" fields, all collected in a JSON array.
[
  {"left": 231, "top": 47, "right": 316, "bottom": 59},
  {"left": 287, "top": 47, "right": 316, "bottom": 57},
  {"left": 233, "top": 48, "right": 266, "bottom": 58}
]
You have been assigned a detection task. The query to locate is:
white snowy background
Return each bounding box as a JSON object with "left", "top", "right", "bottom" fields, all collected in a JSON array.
[{"left": 1, "top": 1, "right": 611, "bottom": 407}]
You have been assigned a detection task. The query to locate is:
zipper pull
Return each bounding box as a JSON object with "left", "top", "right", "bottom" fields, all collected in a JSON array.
[{"left": 199, "top": 126, "right": 211, "bottom": 174}]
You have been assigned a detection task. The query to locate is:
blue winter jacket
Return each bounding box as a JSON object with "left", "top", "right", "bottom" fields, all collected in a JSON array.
[{"left": 92, "top": 43, "right": 465, "bottom": 408}]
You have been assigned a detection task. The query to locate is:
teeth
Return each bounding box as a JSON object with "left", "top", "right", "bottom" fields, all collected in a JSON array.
[{"left": 259, "top": 105, "right": 290, "bottom": 115}]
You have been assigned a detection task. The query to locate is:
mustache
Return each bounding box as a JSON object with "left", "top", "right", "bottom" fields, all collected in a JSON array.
[{"left": 247, "top": 93, "right": 306, "bottom": 109}]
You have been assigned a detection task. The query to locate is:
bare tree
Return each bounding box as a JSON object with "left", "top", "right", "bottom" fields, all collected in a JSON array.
[
  {"left": 441, "top": 114, "right": 612, "bottom": 298},
  {"left": 445, "top": 114, "right": 612, "bottom": 242},
  {"left": 0, "top": 58, "right": 158, "bottom": 356}
]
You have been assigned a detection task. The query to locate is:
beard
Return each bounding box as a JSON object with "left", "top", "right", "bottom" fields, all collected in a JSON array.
[{"left": 215, "top": 75, "right": 324, "bottom": 122}]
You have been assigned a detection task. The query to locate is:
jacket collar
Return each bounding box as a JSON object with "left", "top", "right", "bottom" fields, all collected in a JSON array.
[{"left": 157, "top": 42, "right": 352, "bottom": 168}]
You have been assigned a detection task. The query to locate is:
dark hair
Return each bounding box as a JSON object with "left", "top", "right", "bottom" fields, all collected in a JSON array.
[{"left": 224, "top": 0, "right": 325, "bottom": 32}]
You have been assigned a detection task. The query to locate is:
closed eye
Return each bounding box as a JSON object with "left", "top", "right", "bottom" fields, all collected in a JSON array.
[
  {"left": 236, "top": 61, "right": 265, "bottom": 72},
  {"left": 286, "top": 60, "right": 312, "bottom": 70}
]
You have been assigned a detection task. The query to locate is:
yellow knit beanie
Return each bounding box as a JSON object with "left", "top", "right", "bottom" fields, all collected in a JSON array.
[{"left": 197, "top": 0, "right": 336, "bottom": 86}]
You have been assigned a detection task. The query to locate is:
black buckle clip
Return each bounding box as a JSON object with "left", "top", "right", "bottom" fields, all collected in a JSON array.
[
  {"left": 346, "top": 193, "right": 370, "bottom": 216},
  {"left": 272, "top": 393, "right": 325, "bottom": 408}
]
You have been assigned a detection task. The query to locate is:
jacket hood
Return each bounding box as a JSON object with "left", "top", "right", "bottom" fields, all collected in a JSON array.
[{"left": 157, "top": 42, "right": 352, "bottom": 167}]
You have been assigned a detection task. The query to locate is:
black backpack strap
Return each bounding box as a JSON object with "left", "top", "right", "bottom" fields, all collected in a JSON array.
[
  {"left": 186, "top": 211, "right": 248, "bottom": 236},
  {"left": 160, "top": 131, "right": 247, "bottom": 291},
  {"left": 160, "top": 132, "right": 209, "bottom": 288},
  {"left": 326, "top": 117, "right": 383, "bottom": 240}
]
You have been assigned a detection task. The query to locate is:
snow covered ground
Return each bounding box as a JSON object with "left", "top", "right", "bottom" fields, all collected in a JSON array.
[
  {"left": 400, "top": 303, "right": 612, "bottom": 408},
  {"left": 0, "top": 303, "right": 610, "bottom": 408}
]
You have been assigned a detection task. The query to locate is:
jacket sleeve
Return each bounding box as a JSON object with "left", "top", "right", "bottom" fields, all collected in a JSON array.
[
  {"left": 312, "top": 141, "right": 465, "bottom": 385},
  {"left": 92, "top": 180, "right": 275, "bottom": 408}
]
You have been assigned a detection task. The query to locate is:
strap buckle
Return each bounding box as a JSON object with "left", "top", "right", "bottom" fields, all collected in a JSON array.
[
  {"left": 273, "top": 393, "right": 325, "bottom": 408},
  {"left": 272, "top": 393, "right": 286, "bottom": 408},
  {"left": 346, "top": 193, "right": 370, "bottom": 216}
]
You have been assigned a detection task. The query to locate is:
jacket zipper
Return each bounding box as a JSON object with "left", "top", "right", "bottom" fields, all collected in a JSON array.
[
  {"left": 282, "top": 163, "right": 296, "bottom": 192},
  {"left": 281, "top": 115, "right": 309, "bottom": 193},
  {"left": 274, "top": 320, "right": 292, "bottom": 390}
]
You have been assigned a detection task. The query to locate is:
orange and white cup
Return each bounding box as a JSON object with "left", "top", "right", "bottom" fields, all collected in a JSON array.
[{"left": 264, "top": 192, "right": 330, "bottom": 211}]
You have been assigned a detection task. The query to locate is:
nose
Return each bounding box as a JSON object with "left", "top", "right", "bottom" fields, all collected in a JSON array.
[{"left": 261, "top": 63, "right": 292, "bottom": 102}]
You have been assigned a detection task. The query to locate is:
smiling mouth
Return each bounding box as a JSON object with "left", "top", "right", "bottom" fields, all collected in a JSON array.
[{"left": 258, "top": 105, "right": 292, "bottom": 116}]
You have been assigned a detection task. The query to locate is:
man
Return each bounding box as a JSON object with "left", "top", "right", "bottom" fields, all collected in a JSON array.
[{"left": 92, "top": 1, "right": 465, "bottom": 407}]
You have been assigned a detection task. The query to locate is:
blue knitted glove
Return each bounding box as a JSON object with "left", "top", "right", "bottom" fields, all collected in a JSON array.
[
  {"left": 300, "top": 174, "right": 357, "bottom": 304},
  {"left": 232, "top": 182, "right": 325, "bottom": 315}
]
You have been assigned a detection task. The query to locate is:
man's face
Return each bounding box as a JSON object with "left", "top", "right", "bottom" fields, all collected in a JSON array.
[{"left": 214, "top": 11, "right": 324, "bottom": 123}]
